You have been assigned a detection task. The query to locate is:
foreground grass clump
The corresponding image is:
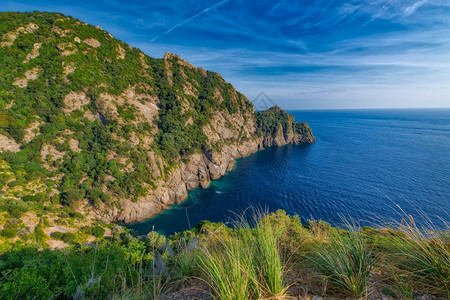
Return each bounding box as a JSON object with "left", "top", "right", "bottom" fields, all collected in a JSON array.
[
  {"left": 388, "top": 218, "right": 450, "bottom": 298},
  {"left": 198, "top": 230, "right": 256, "bottom": 299},
  {"left": 308, "top": 227, "right": 374, "bottom": 298},
  {"left": 198, "top": 213, "right": 288, "bottom": 299},
  {"left": 0, "top": 210, "right": 448, "bottom": 299}
]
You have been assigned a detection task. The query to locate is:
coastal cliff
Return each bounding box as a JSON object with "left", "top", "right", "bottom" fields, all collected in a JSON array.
[
  {"left": 111, "top": 128, "right": 315, "bottom": 223},
  {"left": 0, "top": 11, "right": 315, "bottom": 225}
]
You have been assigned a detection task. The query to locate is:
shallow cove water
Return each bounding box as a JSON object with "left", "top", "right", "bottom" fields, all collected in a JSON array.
[{"left": 127, "top": 109, "right": 450, "bottom": 235}]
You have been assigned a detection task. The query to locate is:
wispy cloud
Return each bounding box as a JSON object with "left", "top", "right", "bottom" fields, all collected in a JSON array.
[
  {"left": 149, "top": 0, "right": 229, "bottom": 42},
  {"left": 404, "top": 0, "right": 429, "bottom": 16},
  {"left": 2, "top": 0, "right": 450, "bottom": 109}
]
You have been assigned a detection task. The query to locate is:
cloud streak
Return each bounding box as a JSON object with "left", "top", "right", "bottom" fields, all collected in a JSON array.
[
  {"left": 149, "top": 0, "right": 229, "bottom": 42},
  {"left": 2, "top": 0, "right": 450, "bottom": 109},
  {"left": 404, "top": 0, "right": 429, "bottom": 16}
]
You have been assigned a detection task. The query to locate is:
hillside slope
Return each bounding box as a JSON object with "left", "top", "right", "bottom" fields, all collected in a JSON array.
[{"left": 0, "top": 11, "right": 315, "bottom": 227}]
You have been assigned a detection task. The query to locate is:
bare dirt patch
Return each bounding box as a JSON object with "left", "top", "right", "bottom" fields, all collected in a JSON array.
[
  {"left": 13, "top": 66, "right": 41, "bottom": 87},
  {"left": 83, "top": 109, "right": 100, "bottom": 121},
  {"left": 139, "top": 52, "right": 151, "bottom": 69},
  {"left": 83, "top": 38, "right": 101, "bottom": 48},
  {"left": 63, "top": 91, "right": 90, "bottom": 113},
  {"left": 116, "top": 44, "right": 126, "bottom": 59},
  {"left": 69, "top": 138, "right": 81, "bottom": 153},
  {"left": 41, "top": 144, "right": 65, "bottom": 162},
  {"left": 47, "top": 239, "right": 69, "bottom": 250},
  {"left": 23, "top": 120, "right": 42, "bottom": 143},
  {"left": 63, "top": 62, "right": 76, "bottom": 75},
  {"left": 21, "top": 212, "right": 39, "bottom": 233},
  {"left": 25, "top": 66, "right": 41, "bottom": 80},
  {"left": 51, "top": 25, "right": 73, "bottom": 37},
  {"left": 0, "top": 23, "right": 39, "bottom": 47},
  {"left": 0, "top": 134, "right": 21, "bottom": 152},
  {"left": 12, "top": 77, "right": 28, "bottom": 88},
  {"left": 57, "top": 42, "right": 77, "bottom": 56},
  {"left": 22, "top": 42, "right": 42, "bottom": 63}
]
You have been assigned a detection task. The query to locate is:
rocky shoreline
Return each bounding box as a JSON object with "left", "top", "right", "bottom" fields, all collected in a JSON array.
[{"left": 105, "top": 130, "right": 315, "bottom": 224}]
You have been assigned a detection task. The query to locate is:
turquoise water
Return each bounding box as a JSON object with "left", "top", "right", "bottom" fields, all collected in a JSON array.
[{"left": 128, "top": 109, "right": 450, "bottom": 235}]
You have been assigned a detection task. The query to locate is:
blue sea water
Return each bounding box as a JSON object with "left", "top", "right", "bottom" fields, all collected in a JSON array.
[{"left": 128, "top": 109, "right": 450, "bottom": 235}]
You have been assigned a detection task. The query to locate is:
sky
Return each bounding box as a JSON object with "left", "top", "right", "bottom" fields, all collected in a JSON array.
[{"left": 2, "top": 0, "right": 450, "bottom": 109}]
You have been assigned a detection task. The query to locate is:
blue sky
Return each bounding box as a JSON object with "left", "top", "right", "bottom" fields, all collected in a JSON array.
[{"left": 2, "top": 0, "right": 450, "bottom": 109}]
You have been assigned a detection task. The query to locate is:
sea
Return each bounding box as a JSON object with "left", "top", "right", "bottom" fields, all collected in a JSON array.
[{"left": 127, "top": 109, "right": 450, "bottom": 235}]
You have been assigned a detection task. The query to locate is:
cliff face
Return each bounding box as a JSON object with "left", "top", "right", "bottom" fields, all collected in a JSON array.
[
  {"left": 112, "top": 136, "right": 315, "bottom": 223},
  {"left": 111, "top": 105, "right": 315, "bottom": 223},
  {"left": 0, "top": 12, "right": 315, "bottom": 224}
]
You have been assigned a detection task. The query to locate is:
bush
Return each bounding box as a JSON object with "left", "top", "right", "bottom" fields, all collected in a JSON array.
[
  {"left": 1, "top": 226, "right": 17, "bottom": 238},
  {"left": 51, "top": 231, "right": 63, "bottom": 240},
  {"left": 80, "top": 226, "right": 93, "bottom": 235},
  {"left": 7, "top": 200, "right": 29, "bottom": 218},
  {"left": 60, "top": 189, "right": 84, "bottom": 206},
  {"left": 61, "top": 232, "right": 77, "bottom": 244},
  {"left": 51, "top": 231, "right": 76, "bottom": 244},
  {"left": 34, "top": 225, "right": 47, "bottom": 242},
  {"left": 21, "top": 194, "right": 44, "bottom": 202},
  {"left": 92, "top": 225, "right": 105, "bottom": 238}
]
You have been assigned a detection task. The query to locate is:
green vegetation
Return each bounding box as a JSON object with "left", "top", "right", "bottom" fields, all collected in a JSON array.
[
  {"left": 2, "top": 12, "right": 443, "bottom": 299},
  {"left": 0, "top": 11, "right": 156, "bottom": 206},
  {"left": 308, "top": 226, "right": 374, "bottom": 298},
  {"left": 387, "top": 218, "right": 450, "bottom": 297},
  {"left": 151, "top": 56, "right": 252, "bottom": 161},
  {"left": 0, "top": 11, "right": 257, "bottom": 216},
  {"left": 0, "top": 210, "right": 448, "bottom": 299},
  {"left": 198, "top": 214, "right": 287, "bottom": 299},
  {"left": 0, "top": 12, "right": 316, "bottom": 257},
  {"left": 255, "top": 105, "right": 312, "bottom": 137}
]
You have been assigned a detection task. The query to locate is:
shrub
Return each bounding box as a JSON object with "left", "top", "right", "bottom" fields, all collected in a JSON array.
[
  {"left": 34, "top": 225, "right": 47, "bottom": 242},
  {"left": 51, "top": 231, "right": 76, "bottom": 244},
  {"left": 146, "top": 231, "right": 167, "bottom": 249},
  {"left": 61, "top": 232, "right": 77, "bottom": 244},
  {"left": 80, "top": 226, "right": 93, "bottom": 235},
  {"left": 21, "top": 194, "right": 44, "bottom": 202},
  {"left": 175, "top": 251, "right": 198, "bottom": 280},
  {"left": 51, "top": 231, "right": 64, "bottom": 240},
  {"left": 7, "top": 200, "right": 29, "bottom": 218},
  {"left": 92, "top": 226, "right": 105, "bottom": 238},
  {"left": 1, "top": 226, "right": 17, "bottom": 238},
  {"left": 253, "top": 217, "right": 287, "bottom": 297},
  {"left": 60, "top": 189, "right": 85, "bottom": 207},
  {"left": 198, "top": 231, "right": 256, "bottom": 300}
]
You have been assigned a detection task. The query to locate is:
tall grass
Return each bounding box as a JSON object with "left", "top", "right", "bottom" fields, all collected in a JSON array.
[
  {"left": 197, "top": 231, "right": 256, "bottom": 300},
  {"left": 174, "top": 237, "right": 201, "bottom": 284},
  {"left": 111, "top": 253, "right": 173, "bottom": 300},
  {"left": 388, "top": 217, "right": 449, "bottom": 298},
  {"left": 254, "top": 216, "right": 287, "bottom": 297},
  {"left": 197, "top": 212, "right": 288, "bottom": 299},
  {"left": 5, "top": 208, "right": 447, "bottom": 299},
  {"left": 308, "top": 229, "right": 374, "bottom": 298}
]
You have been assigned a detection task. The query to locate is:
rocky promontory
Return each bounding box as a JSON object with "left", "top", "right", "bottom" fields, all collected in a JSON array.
[{"left": 110, "top": 124, "right": 315, "bottom": 223}]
